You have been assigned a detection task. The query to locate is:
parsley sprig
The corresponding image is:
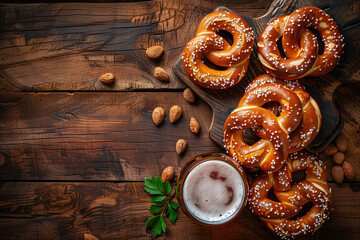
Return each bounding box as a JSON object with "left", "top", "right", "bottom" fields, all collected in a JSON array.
[{"left": 144, "top": 176, "right": 179, "bottom": 237}]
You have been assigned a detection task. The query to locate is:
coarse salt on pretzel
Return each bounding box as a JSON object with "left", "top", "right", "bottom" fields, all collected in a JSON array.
[
  {"left": 258, "top": 7, "right": 344, "bottom": 80},
  {"left": 238, "top": 81, "right": 303, "bottom": 135},
  {"left": 182, "top": 11, "right": 254, "bottom": 89},
  {"left": 223, "top": 106, "right": 289, "bottom": 172},
  {"left": 224, "top": 77, "right": 311, "bottom": 172},
  {"left": 249, "top": 151, "right": 332, "bottom": 239},
  {"left": 245, "top": 74, "right": 321, "bottom": 153}
]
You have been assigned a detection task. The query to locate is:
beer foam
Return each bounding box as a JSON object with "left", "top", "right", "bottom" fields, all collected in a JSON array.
[{"left": 183, "top": 159, "right": 246, "bottom": 224}]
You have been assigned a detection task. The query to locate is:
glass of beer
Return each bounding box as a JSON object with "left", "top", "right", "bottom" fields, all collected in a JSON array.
[{"left": 176, "top": 152, "right": 249, "bottom": 226}]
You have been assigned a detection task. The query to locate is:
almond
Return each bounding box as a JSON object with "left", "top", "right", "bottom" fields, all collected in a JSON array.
[
  {"left": 152, "top": 107, "right": 165, "bottom": 126},
  {"left": 333, "top": 152, "right": 345, "bottom": 165},
  {"left": 161, "top": 166, "right": 175, "bottom": 182},
  {"left": 183, "top": 88, "right": 196, "bottom": 103},
  {"left": 154, "top": 67, "right": 170, "bottom": 82},
  {"left": 322, "top": 144, "right": 338, "bottom": 156},
  {"left": 98, "top": 73, "right": 115, "bottom": 84},
  {"left": 176, "top": 139, "right": 187, "bottom": 155},
  {"left": 335, "top": 134, "right": 348, "bottom": 152},
  {"left": 84, "top": 234, "right": 99, "bottom": 240},
  {"left": 190, "top": 117, "right": 200, "bottom": 134},
  {"left": 169, "top": 105, "right": 182, "bottom": 123},
  {"left": 331, "top": 165, "right": 344, "bottom": 184},
  {"left": 342, "top": 161, "right": 354, "bottom": 182},
  {"left": 146, "top": 46, "right": 164, "bottom": 60}
]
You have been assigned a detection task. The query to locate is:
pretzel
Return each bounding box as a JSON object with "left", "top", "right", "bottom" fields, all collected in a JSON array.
[
  {"left": 223, "top": 105, "right": 290, "bottom": 173},
  {"left": 182, "top": 11, "right": 254, "bottom": 89},
  {"left": 238, "top": 81, "right": 303, "bottom": 135},
  {"left": 258, "top": 7, "right": 344, "bottom": 80},
  {"left": 224, "top": 75, "right": 311, "bottom": 172},
  {"left": 245, "top": 74, "right": 321, "bottom": 153},
  {"left": 249, "top": 151, "right": 332, "bottom": 239}
]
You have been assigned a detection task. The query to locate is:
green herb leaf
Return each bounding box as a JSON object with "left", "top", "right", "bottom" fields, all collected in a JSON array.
[
  {"left": 160, "top": 214, "right": 166, "bottom": 232},
  {"left": 150, "top": 195, "right": 166, "bottom": 203},
  {"left": 168, "top": 201, "right": 179, "bottom": 209},
  {"left": 146, "top": 215, "right": 159, "bottom": 228},
  {"left": 148, "top": 202, "right": 165, "bottom": 213},
  {"left": 164, "top": 181, "right": 171, "bottom": 195},
  {"left": 166, "top": 201, "right": 179, "bottom": 224},
  {"left": 146, "top": 215, "right": 166, "bottom": 237},
  {"left": 145, "top": 176, "right": 179, "bottom": 237},
  {"left": 144, "top": 177, "right": 165, "bottom": 195}
]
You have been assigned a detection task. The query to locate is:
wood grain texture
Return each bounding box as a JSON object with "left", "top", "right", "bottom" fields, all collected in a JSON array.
[
  {"left": 0, "top": 92, "right": 223, "bottom": 181},
  {"left": 0, "top": 91, "right": 359, "bottom": 182},
  {"left": 0, "top": 182, "right": 358, "bottom": 240},
  {"left": 0, "top": 0, "right": 272, "bottom": 91},
  {"left": 331, "top": 82, "right": 360, "bottom": 182},
  {"left": 0, "top": 1, "right": 359, "bottom": 240},
  {"left": 173, "top": 0, "right": 360, "bottom": 152}
]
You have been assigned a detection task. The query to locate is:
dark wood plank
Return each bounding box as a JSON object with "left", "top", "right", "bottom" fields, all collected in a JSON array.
[
  {"left": 173, "top": 0, "right": 360, "bottom": 153},
  {"left": 0, "top": 91, "right": 358, "bottom": 182},
  {"left": 0, "top": 0, "right": 272, "bottom": 91},
  {"left": 0, "top": 182, "right": 358, "bottom": 240},
  {"left": 0, "top": 91, "right": 223, "bottom": 181},
  {"left": 332, "top": 83, "right": 360, "bottom": 183},
  {"left": 316, "top": 83, "right": 360, "bottom": 184}
]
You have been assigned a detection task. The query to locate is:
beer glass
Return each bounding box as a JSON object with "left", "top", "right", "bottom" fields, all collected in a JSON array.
[{"left": 176, "top": 152, "right": 249, "bottom": 226}]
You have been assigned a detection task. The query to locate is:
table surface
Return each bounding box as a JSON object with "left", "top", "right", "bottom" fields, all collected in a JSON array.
[{"left": 0, "top": 0, "right": 359, "bottom": 239}]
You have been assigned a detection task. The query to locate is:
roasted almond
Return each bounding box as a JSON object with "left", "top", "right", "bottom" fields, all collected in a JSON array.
[
  {"left": 154, "top": 67, "right": 170, "bottom": 82},
  {"left": 183, "top": 88, "right": 196, "bottom": 103},
  {"left": 333, "top": 152, "right": 345, "bottom": 165},
  {"left": 190, "top": 117, "right": 200, "bottom": 134},
  {"left": 169, "top": 105, "right": 182, "bottom": 123},
  {"left": 176, "top": 139, "right": 187, "bottom": 155},
  {"left": 146, "top": 46, "right": 164, "bottom": 60},
  {"left": 331, "top": 165, "right": 344, "bottom": 184},
  {"left": 335, "top": 134, "right": 348, "bottom": 152},
  {"left": 98, "top": 72, "right": 115, "bottom": 84},
  {"left": 152, "top": 107, "right": 165, "bottom": 126},
  {"left": 342, "top": 161, "right": 354, "bottom": 182},
  {"left": 322, "top": 144, "right": 338, "bottom": 156},
  {"left": 161, "top": 166, "right": 175, "bottom": 182}
]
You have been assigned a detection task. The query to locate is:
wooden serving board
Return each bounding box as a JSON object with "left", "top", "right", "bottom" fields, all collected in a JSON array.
[{"left": 173, "top": 0, "right": 360, "bottom": 152}]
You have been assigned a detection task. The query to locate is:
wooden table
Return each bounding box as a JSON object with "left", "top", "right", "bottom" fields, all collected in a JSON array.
[{"left": 0, "top": 0, "right": 359, "bottom": 239}]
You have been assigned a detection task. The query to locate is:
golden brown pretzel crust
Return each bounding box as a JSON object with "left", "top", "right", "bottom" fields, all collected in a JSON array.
[
  {"left": 238, "top": 82, "right": 302, "bottom": 134},
  {"left": 223, "top": 106, "right": 289, "bottom": 172},
  {"left": 223, "top": 74, "right": 321, "bottom": 172},
  {"left": 182, "top": 11, "right": 254, "bottom": 89},
  {"left": 223, "top": 79, "right": 300, "bottom": 172},
  {"left": 245, "top": 74, "right": 321, "bottom": 153},
  {"left": 258, "top": 7, "right": 344, "bottom": 80},
  {"left": 249, "top": 151, "right": 332, "bottom": 239}
]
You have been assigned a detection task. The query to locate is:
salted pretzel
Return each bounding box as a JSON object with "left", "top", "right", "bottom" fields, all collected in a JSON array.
[
  {"left": 224, "top": 77, "right": 309, "bottom": 172},
  {"left": 258, "top": 7, "right": 344, "bottom": 80},
  {"left": 249, "top": 151, "right": 332, "bottom": 239},
  {"left": 245, "top": 74, "right": 322, "bottom": 153},
  {"left": 182, "top": 11, "right": 254, "bottom": 89},
  {"left": 223, "top": 105, "right": 290, "bottom": 173}
]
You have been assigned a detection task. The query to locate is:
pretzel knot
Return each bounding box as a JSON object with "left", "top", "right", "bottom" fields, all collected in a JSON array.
[
  {"left": 258, "top": 7, "right": 344, "bottom": 80},
  {"left": 223, "top": 74, "right": 321, "bottom": 172},
  {"left": 249, "top": 151, "right": 332, "bottom": 239},
  {"left": 223, "top": 104, "right": 290, "bottom": 173},
  {"left": 182, "top": 11, "right": 255, "bottom": 89},
  {"left": 245, "top": 74, "right": 321, "bottom": 153}
]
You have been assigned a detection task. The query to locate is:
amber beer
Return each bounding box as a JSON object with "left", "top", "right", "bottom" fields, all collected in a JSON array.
[{"left": 176, "top": 153, "right": 249, "bottom": 226}]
